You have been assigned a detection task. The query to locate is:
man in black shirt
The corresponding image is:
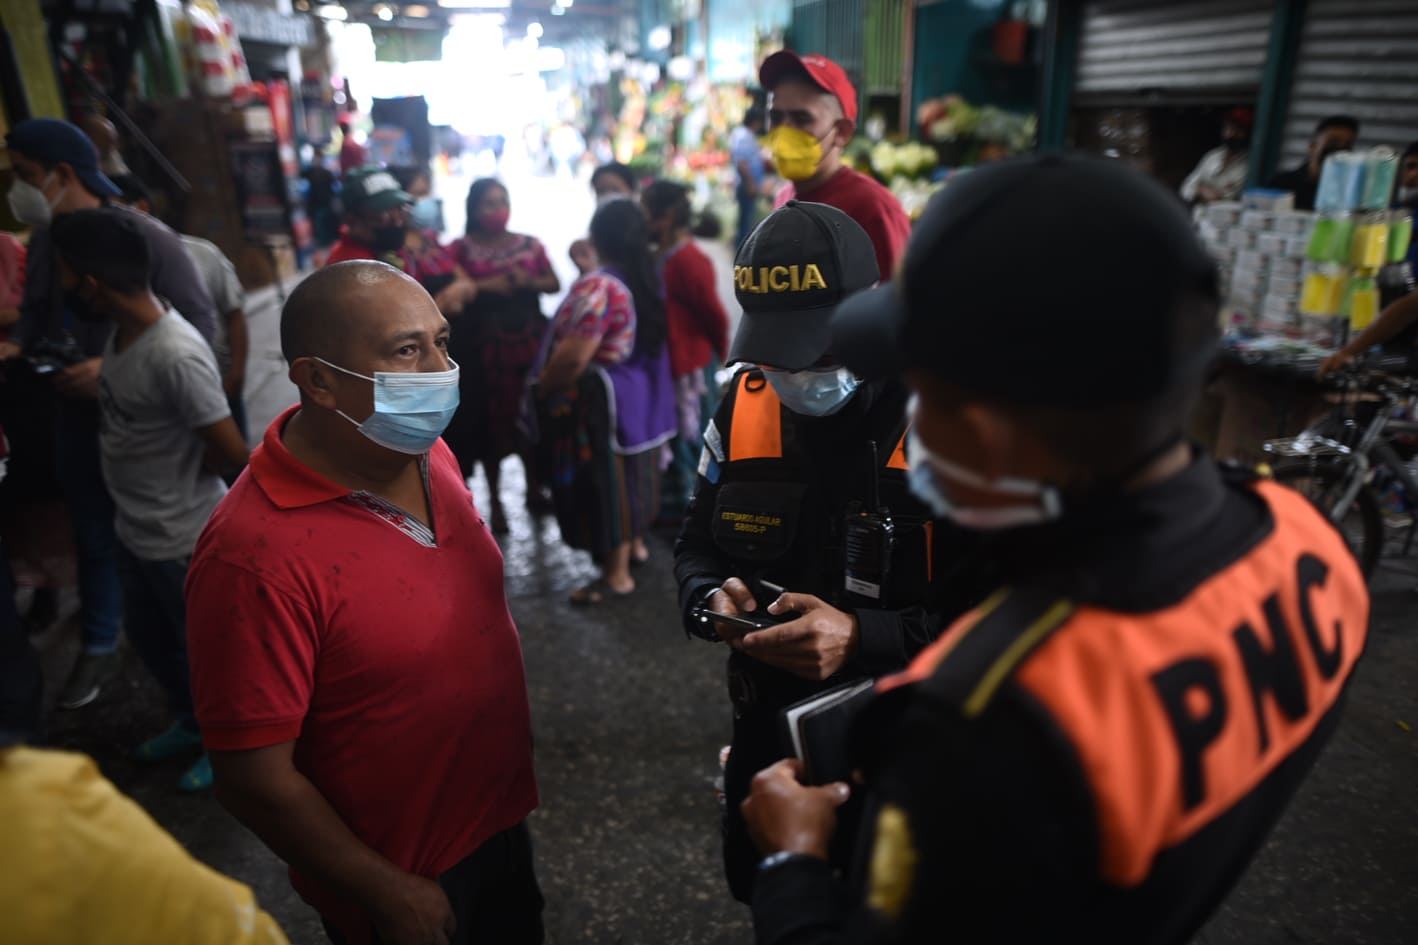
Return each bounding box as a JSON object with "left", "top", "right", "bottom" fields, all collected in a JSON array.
[
  {"left": 1267, "top": 114, "right": 1359, "bottom": 211},
  {"left": 742, "top": 154, "right": 1371, "bottom": 945}
]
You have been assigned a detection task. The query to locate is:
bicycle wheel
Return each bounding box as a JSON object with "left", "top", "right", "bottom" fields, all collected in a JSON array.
[{"left": 1270, "top": 459, "right": 1383, "bottom": 578}]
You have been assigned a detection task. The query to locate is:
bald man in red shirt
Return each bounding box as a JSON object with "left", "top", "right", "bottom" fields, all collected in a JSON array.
[{"left": 186, "top": 261, "right": 541, "bottom": 945}]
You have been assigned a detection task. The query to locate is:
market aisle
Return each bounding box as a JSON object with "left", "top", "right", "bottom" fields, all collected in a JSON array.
[{"left": 34, "top": 167, "right": 1417, "bottom": 945}]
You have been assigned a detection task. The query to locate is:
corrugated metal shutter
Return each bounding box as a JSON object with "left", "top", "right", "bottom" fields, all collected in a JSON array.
[
  {"left": 790, "top": 0, "right": 828, "bottom": 55},
  {"left": 1280, "top": 0, "right": 1418, "bottom": 169},
  {"left": 788, "top": 0, "right": 866, "bottom": 92},
  {"left": 827, "top": 0, "right": 866, "bottom": 92},
  {"left": 864, "top": 0, "right": 906, "bottom": 95},
  {"left": 1075, "top": 0, "right": 1274, "bottom": 98}
]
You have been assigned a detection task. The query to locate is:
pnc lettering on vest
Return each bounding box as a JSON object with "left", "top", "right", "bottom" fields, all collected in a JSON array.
[
  {"left": 734, "top": 264, "right": 829, "bottom": 294},
  {"left": 1151, "top": 552, "right": 1351, "bottom": 813}
]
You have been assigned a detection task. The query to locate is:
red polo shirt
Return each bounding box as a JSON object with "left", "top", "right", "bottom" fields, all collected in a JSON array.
[
  {"left": 185, "top": 406, "right": 537, "bottom": 942},
  {"left": 776, "top": 165, "right": 911, "bottom": 281}
]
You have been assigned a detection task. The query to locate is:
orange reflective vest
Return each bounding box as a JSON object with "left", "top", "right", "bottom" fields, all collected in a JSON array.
[
  {"left": 726, "top": 371, "right": 909, "bottom": 469},
  {"left": 880, "top": 478, "right": 1369, "bottom": 888}
]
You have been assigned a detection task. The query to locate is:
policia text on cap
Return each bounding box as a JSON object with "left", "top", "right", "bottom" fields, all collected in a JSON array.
[
  {"left": 673, "top": 201, "right": 982, "bottom": 904},
  {"left": 741, "top": 155, "right": 1371, "bottom": 945}
]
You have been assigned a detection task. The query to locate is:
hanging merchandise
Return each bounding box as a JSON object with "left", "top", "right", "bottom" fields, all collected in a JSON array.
[{"left": 177, "top": 0, "right": 251, "bottom": 98}]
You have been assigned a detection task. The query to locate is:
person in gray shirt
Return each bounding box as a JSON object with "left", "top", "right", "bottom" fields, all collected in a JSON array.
[
  {"left": 2, "top": 119, "right": 219, "bottom": 712},
  {"left": 51, "top": 208, "right": 248, "bottom": 792},
  {"left": 110, "top": 173, "right": 251, "bottom": 440}
]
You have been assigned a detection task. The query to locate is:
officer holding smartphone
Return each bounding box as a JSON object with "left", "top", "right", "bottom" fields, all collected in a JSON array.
[{"left": 673, "top": 201, "right": 976, "bottom": 904}]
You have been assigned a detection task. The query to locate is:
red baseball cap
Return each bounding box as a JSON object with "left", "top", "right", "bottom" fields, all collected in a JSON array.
[
  {"left": 1225, "top": 107, "right": 1255, "bottom": 128},
  {"left": 759, "top": 50, "right": 858, "bottom": 123}
]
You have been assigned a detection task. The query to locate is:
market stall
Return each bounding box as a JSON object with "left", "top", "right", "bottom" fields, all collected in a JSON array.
[
  {"left": 1194, "top": 149, "right": 1414, "bottom": 462},
  {"left": 90, "top": 0, "right": 322, "bottom": 289}
]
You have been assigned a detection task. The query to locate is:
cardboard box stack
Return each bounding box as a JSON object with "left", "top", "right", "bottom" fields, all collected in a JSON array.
[{"left": 1196, "top": 196, "right": 1313, "bottom": 335}]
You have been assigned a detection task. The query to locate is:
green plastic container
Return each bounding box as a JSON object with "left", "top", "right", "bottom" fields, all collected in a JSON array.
[
  {"left": 1307, "top": 215, "right": 1356, "bottom": 263},
  {"left": 1391, "top": 213, "right": 1414, "bottom": 263}
]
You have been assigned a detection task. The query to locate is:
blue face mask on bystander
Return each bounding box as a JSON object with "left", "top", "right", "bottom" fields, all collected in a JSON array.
[
  {"left": 317, "top": 358, "right": 461, "bottom": 454},
  {"left": 410, "top": 197, "right": 441, "bottom": 232}
]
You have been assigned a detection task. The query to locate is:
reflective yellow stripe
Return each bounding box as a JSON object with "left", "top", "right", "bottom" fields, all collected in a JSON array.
[
  {"left": 926, "top": 587, "right": 1011, "bottom": 668},
  {"left": 962, "top": 599, "right": 1074, "bottom": 718},
  {"left": 875, "top": 588, "right": 1014, "bottom": 695}
]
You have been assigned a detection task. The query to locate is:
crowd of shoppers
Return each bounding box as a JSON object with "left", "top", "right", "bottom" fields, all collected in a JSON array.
[
  {"left": 4, "top": 118, "right": 215, "bottom": 718},
  {"left": 0, "top": 41, "right": 1390, "bottom": 945}
]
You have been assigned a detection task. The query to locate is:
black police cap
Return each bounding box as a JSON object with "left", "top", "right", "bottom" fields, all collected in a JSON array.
[
  {"left": 831, "top": 153, "right": 1221, "bottom": 406},
  {"left": 728, "top": 200, "right": 880, "bottom": 371}
]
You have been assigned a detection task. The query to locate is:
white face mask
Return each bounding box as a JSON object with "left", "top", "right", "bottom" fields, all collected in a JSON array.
[
  {"left": 1398, "top": 185, "right": 1418, "bottom": 205},
  {"left": 906, "top": 427, "right": 1062, "bottom": 530},
  {"left": 596, "top": 192, "right": 632, "bottom": 208},
  {"left": 7, "top": 174, "right": 60, "bottom": 227}
]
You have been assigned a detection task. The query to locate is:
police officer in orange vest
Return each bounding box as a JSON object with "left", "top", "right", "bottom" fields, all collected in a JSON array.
[
  {"left": 674, "top": 200, "right": 976, "bottom": 904},
  {"left": 739, "top": 154, "right": 1372, "bottom": 944}
]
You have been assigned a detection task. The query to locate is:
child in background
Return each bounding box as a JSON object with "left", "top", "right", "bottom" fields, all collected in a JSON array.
[{"left": 642, "top": 180, "right": 731, "bottom": 522}]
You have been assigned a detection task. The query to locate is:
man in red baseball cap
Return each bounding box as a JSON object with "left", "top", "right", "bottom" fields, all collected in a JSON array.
[
  {"left": 1180, "top": 106, "right": 1255, "bottom": 205},
  {"left": 758, "top": 51, "right": 910, "bottom": 282}
]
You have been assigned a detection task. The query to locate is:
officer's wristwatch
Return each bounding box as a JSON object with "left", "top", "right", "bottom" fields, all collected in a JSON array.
[{"left": 758, "top": 850, "right": 813, "bottom": 873}]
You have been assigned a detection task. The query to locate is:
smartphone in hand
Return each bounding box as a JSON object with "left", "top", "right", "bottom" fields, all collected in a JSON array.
[{"left": 690, "top": 606, "right": 782, "bottom": 635}]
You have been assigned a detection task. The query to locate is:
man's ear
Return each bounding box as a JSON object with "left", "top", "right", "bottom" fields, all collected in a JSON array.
[
  {"left": 53, "top": 162, "right": 77, "bottom": 187},
  {"left": 831, "top": 119, "right": 856, "bottom": 153},
  {"left": 289, "top": 356, "right": 340, "bottom": 410}
]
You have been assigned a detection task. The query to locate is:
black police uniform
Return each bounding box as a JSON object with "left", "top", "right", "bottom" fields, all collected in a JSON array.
[
  {"left": 674, "top": 367, "right": 975, "bottom": 903},
  {"left": 749, "top": 457, "right": 1370, "bottom": 945}
]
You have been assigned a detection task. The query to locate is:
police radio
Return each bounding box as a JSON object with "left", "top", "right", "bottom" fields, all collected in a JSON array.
[{"left": 843, "top": 441, "right": 894, "bottom": 602}]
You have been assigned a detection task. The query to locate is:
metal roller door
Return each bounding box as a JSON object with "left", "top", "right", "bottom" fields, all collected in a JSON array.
[
  {"left": 1280, "top": 0, "right": 1418, "bottom": 168},
  {"left": 788, "top": 0, "right": 867, "bottom": 91},
  {"left": 864, "top": 0, "right": 906, "bottom": 96},
  {"left": 1075, "top": 0, "right": 1275, "bottom": 100}
]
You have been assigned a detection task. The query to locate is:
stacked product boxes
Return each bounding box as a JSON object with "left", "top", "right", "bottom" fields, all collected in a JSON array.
[{"left": 1196, "top": 196, "right": 1312, "bottom": 336}]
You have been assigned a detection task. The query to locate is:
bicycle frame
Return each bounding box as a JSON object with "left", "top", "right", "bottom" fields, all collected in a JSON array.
[{"left": 1263, "top": 392, "right": 1392, "bottom": 522}]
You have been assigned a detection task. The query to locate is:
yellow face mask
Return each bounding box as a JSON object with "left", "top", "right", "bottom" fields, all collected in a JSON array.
[{"left": 765, "top": 125, "right": 832, "bottom": 182}]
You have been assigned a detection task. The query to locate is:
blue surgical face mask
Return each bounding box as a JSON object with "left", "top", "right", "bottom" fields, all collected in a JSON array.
[
  {"left": 410, "top": 197, "right": 441, "bottom": 232},
  {"left": 906, "top": 427, "right": 1062, "bottom": 530},
  {"left": 763, "top": 365, "right": 860, "bottom": 417},
  {"left": 317, "top": 357, "right": 460, "bottom": 454}
]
